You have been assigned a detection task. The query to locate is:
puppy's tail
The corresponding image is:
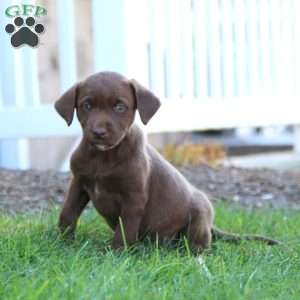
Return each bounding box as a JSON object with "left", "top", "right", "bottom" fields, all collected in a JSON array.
[{"left": 211, "top": 226, "right": 280, "bottom": 245}]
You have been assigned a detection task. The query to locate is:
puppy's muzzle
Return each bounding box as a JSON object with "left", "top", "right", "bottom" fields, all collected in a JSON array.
[{"left": 92, "top": 127, "right": 108, "bottom": 140}]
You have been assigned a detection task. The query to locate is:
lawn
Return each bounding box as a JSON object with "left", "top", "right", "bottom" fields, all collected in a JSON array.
[{"left": 0, "top": 204, "right": 299, "bottom": 300}]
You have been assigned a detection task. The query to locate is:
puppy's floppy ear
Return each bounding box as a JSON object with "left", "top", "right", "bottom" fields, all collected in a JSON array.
[
  {"left": 54, "top": 83, "right": 79, "bottom": 126},
  {"left": 130, "top": 79, "right": 161, "bottom": 125}
]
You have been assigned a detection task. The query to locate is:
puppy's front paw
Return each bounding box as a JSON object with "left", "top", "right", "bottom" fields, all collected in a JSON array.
[
  {"left": 58, "top": 217, "right": 76, "bottom": 240},
  {"left": 59, "top": 228, "right": 75, "bottom": 241},
  {"left": 112, "top": 238, "right": 125, "bottom": 250},
  {"left": 58, "top": 225, "right": 75, "bottom": 241}
]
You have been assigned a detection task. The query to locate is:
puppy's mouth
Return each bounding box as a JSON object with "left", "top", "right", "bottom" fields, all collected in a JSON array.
[
  {"left": 91, "top": 132, "right": 127, "bottom": 152},
  {"left": 89, "top": 139, "right": 116, "bottom": 151},
  {"left": 94, "top": 143, "right": 116, "bottom": 151}
]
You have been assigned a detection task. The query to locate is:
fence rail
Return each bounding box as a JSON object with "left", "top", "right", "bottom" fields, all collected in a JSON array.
[{"left": 0, "top": 0, "right": 300, "bottom": 169}]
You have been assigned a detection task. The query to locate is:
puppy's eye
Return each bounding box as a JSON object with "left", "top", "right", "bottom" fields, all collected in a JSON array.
[
  {"left": 82, "top": 101, "right": 92, "bottom": 111},
  {"left": 113, "top": 101, "right": 127, "bottom": 113}
]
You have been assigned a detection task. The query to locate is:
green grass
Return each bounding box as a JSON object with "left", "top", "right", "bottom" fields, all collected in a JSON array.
[{"left": 0, "top": 204, "right": 299, "bottom": 300}]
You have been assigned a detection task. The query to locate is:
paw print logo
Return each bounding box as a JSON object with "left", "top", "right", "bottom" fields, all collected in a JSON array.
[{"left": 5, "top": 16, "right": 45, "bottom": 48}]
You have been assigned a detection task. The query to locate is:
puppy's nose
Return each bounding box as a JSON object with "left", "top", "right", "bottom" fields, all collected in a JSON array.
[{"left": 92, "top": 127, "right": 108, "bottom": 139}]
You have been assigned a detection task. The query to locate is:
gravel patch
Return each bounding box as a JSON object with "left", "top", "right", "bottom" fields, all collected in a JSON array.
[{"left": 1, "top": 165, "right": 300, "bottom": 214}]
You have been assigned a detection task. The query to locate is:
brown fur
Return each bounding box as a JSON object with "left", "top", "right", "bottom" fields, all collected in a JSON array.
[{"left": 55, "top": 71, "right": 280, "bottom": 251}]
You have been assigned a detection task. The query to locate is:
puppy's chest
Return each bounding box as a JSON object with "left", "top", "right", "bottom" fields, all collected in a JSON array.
[{"left": 84, "top": 175, "right": 126, "bottom": 216}]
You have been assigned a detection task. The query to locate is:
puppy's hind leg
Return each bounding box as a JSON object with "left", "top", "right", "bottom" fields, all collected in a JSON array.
[{"left": 185, "top": 192, "right": 214, "bottom": 252}]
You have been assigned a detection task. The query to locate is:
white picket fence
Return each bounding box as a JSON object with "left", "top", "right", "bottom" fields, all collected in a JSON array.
[{"left": 0, "top": 0, "right": 300, "bottom": 169}]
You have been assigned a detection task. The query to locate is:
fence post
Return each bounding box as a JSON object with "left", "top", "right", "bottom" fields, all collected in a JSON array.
[
  {"left": 147, "top": 0, "right": 165, "bottom": 97},
  {"left": 56, "top": 0, "right": 77, "bottom": 91},
  {"left": 92, "top": 0, "right": 127, "bottom": 74},
  {"left": 293, "top": 0, "right": 300, "bottom": 153},
  {"left": 193, "top": 0, "right": 208, "bottom": 98},
  {"left": 92, "top": 0, "right": 149, "bottom": 84},
  {"left": 124, "top": 0, "right": 149, "bottom": 85},
  {"left": 56, "top": 0, "right": 78, "bottom": 171}
]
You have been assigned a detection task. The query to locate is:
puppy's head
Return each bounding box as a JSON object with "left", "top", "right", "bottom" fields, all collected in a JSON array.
[{"left": 55, "top": 72, "right": 160, "bottom": 151}]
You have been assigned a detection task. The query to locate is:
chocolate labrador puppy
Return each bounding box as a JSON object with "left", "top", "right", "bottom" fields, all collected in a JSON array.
[{"left": 55, "top": 71, "right": 279, "bottom": 251}]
